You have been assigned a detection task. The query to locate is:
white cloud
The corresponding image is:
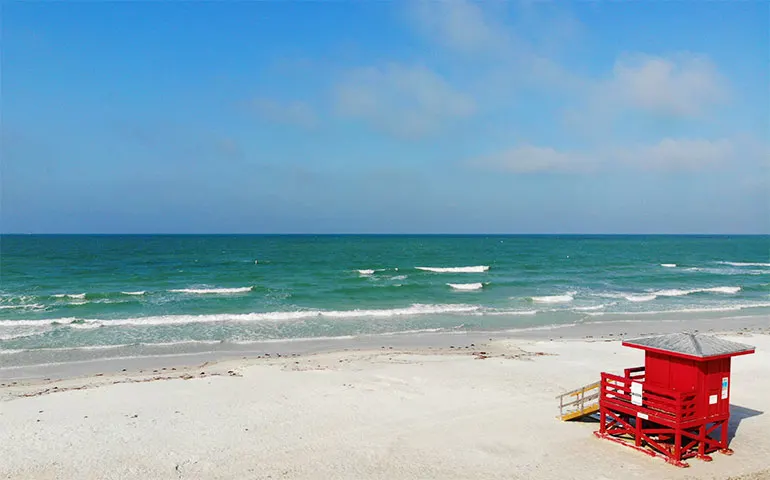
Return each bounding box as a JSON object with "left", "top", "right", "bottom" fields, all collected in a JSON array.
[
  {"left": 563, "top": 53, "right": 729, "bottom": 137},
  {"left": 604, "top": 54, "right": 727, "bottom": 118},
  {"left": 335, "top": 63, "right": 476, "bottom": 138},
  {"left": 472, "top": 145, "right": 591, "bottom": 173},
  {"left": 472, "top": 138, "right": 739, "bottom": 174},
  {"left": 249, "top": 98, "right": 318, "bottom": 128},
  {"left": 411, "top": 0, "right": 509, "bottom": 54},
  {"left": 611, "top": 138, "right": 734, "bottom": 170}
]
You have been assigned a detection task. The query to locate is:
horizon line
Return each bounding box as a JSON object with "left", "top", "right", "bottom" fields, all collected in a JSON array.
[{"left": 1, "top": 233, "right": 768, "bottom": 236}]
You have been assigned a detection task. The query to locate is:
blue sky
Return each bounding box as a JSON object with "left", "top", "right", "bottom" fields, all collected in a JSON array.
[{"left": 3, "top": 1, "right": 768, "bottom": 233}]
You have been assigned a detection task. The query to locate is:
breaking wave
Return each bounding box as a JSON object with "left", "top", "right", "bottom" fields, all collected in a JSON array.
[
  {"left": 626, "top": 294, "right": 657, "bottom": 302},
  {"left": 0, "top": 304, "right": 46, "bottom": 310},
  {"left": 654, "top": 286, "right": 741, "bottom": 297},
  {"left": 586, "top": 302, "right": 770, "bottom": 317},
  {"left": 531, "top": 294, "right": 574, "bottom": 304},
  {"left": 0, "top": 304, "right": 481, "bottom": 329}
]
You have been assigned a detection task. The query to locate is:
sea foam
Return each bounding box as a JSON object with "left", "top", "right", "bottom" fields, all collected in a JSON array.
[
  {"left": 574, "top": 304, "right": 606, "bottom": 311},
  {"left": 654, "top": 286, "right": 741, "bottom": 297},
  {"left": 0, "top": 304, "right": 45, "bottom": 310},
  {"left": 586, "top": 302, "right": 770, "bottom": 317},
  {"left": 718, "top": 261, "right": 770, "bottom": 267},
  {"left": 0, "top": 304, "right": 481, "bottom": 329},
  {"left": 531, "top": 294, "right": 574, "bottom": 304},
  {"left": 416, "top": 266, "right": 489, "bottom": 273}
]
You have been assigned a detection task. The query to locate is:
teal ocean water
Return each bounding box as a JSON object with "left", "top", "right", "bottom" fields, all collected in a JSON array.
[{"left": 1, "top": 235, "right": 769, "bottom": 357}]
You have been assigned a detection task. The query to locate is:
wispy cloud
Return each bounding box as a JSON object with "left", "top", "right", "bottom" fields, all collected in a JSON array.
[
  {"left": 334, "top": 63, "right": 476, "bottom": 139},
  {"left": 247, "top": 98, "right": 318, "bottom": 129},
  {"left": 410, "top": 0, "right": 510, "bottom": 55},
  {"left": 411, "top": 2, "right": 728, "bottom": 122},
  {"left": 608, "top": 53, "right": 728, "bottom": 118},
  {"left": 114, "top": 122, "right": 242, "bottom": 163},
  {"left": 471, "top": 137, "right": 740, "bottom": 174},
  {"left": 611, "top": 138, "right": 734, "bottom": 171},
  {"left": 471, "top": 145, "right": 592, "bottom": 173},
  {"left": 565, "top": 53, "right": 729, "bottom": 135}
]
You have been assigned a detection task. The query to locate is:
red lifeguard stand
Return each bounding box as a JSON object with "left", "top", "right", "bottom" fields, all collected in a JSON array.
[{"left": 595, "top": 332, "right": 755, "bottom": 467}]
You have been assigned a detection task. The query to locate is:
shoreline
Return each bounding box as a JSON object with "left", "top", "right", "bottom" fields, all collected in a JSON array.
[{"left": 3, "top": 314, "right": 768, "bottom": 382}]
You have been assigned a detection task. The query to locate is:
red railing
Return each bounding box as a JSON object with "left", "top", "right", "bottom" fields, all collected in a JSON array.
[
  {"left": 624, "top": 366, "right": 646, "bottom": 381},
  {"left": 600, "top": 369, "right": 698, "bottom": 425}
]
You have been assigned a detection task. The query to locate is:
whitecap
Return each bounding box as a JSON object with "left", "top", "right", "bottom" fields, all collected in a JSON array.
[
  {"left": 447, "top": 283, "right": 483, "bottom": 291},
  {"left": 52, "top": 293, "right": 86, "bottom": 299},
  {"left": 654, "top": 289, "right": 694, "bottom": 297},
  {"left": 169, "top": 287, "right": 253, "bottom": 294},
  {"left": 718, "top": 261, "right": 770, "bottom": 267},
  {"left": 0, "top": 303, "right": 46, "bottom": 310},
  {"left": 685, "top": 267, "right": 768, "bottom": 275},
  {"left": 625, "top": 294, "right": 657, "bottom": 302},
  {"left": 121, "top": 291, "right": 146, "bottom": 296},
  {"left": 661, "top": 264, "right": 677, "bottom": 268},
  {"left": 416, "top": 265, "right": 489, "bottom": 273},
  {"left": 702, "top": 286, "right": 741, "bottom": 294},
  {"left": 357, "top": 269, "right": 375, "bottom": 276}
]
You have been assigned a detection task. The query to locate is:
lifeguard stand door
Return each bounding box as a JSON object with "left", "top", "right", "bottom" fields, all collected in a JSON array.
[{"left": 703, "top": 358, "right": 730, "bottom": 417}]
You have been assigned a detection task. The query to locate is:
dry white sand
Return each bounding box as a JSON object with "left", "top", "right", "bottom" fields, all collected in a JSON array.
[{"left": 1, "top": 333, "right": 769, "bottom": 480}]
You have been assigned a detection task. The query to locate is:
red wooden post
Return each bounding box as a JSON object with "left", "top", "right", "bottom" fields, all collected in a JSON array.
[
  {"left": 635, "top": 414, "right": 642, "bottom": 447},
  {"left": 720, "top": 419, "right": 731, "bottom": 454},
  {"left": 698, "top": 424, "right": 706, "bottom": 458}
]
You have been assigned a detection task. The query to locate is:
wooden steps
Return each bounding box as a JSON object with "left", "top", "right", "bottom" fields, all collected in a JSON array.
[{"left": 557, "top": 381, "right": 600, "bottom": 421}]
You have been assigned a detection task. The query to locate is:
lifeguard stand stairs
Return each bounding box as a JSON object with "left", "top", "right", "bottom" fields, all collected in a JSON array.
[{"left": 557, "top": 381, "right": 600, "bottom": 421}]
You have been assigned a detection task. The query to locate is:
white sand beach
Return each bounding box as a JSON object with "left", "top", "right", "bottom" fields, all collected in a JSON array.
[{"left": 2, "top": 326, "right": 769, "bottom": 480}]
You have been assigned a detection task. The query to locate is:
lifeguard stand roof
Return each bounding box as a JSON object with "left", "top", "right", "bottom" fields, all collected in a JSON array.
[{"left": 623, "top": 332, "right": 755, "bottom": 360}]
